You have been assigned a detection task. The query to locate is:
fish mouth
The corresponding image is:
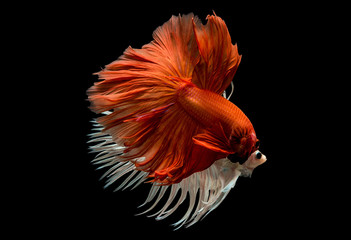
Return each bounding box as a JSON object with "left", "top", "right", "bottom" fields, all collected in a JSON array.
[
  {"left": 255, "top": 151, "right": 267, "bottom": 167},
  {"left": 243, "top": 150, "right": 267, "bottom": 170},
  {"left": 258, "top": 154, "right": 267, "bottom": 166}
]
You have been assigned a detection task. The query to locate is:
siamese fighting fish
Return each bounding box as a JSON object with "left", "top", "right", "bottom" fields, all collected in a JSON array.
[{"left": 88, "top": 13, "right": 267, "bottom": 229}]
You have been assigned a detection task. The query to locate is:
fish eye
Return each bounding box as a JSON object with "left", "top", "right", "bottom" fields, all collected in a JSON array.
[{"left": 256, "top": 151, "right": 262, "bottom": 159}]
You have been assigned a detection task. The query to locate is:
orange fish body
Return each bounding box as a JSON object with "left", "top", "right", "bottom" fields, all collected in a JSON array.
[
  {"left": 88, "top": 13, "right": 266, "bottom": 228},
  {"left": 178, "top": 82, "right": 257, "bottom": 157}
]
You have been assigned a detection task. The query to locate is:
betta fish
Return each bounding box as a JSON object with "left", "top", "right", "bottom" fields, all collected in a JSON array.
[{"left": 87, "top": 13, "right": 267, "bottom": 229}]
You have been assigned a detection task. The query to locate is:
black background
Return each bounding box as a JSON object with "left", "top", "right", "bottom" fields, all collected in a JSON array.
[{"left": 14, "top": 1, "right": 330, "bottom": 238}]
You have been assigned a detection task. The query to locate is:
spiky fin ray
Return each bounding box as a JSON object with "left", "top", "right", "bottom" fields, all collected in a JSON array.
[{"left": 89, "top": 123, "right": 242, "bottom": 229}]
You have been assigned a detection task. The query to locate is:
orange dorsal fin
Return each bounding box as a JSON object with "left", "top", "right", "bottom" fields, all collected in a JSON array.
[{"left": 191, "top": 14, "right": 241, "bottom": 94}]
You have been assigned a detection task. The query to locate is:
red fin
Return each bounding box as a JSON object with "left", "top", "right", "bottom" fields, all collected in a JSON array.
[
  {"left": 191, "top": 14, "right": 241, "bottom": 94},
  {"left": 192, "top": 122, "right": 234, "bottom": 155}
]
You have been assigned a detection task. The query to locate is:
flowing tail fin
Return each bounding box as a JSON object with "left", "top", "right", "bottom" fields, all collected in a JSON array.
[{"left": 88, "top": 13, "right": 241, "bottom": 185}]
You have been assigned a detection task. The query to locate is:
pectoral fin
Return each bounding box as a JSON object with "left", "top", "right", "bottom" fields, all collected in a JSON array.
[{"left": 192, "top": 123, "right": 234, "bottom": 155}]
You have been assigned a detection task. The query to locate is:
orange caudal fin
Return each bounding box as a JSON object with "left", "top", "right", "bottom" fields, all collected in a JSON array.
[
  {"left": 191, "top": 14, "right": 241, "bottom": 94},
  {"left": 88, "top": 14, "right": 200, "bottom": 184}
]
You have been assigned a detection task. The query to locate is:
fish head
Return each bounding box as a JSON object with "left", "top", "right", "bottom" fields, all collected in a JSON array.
[
  {"left": 243, "top": 150, "right": 267, "bottom": 170},
  {"left": 230, "top": 132, "right": 260, "bottom": 160}
]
